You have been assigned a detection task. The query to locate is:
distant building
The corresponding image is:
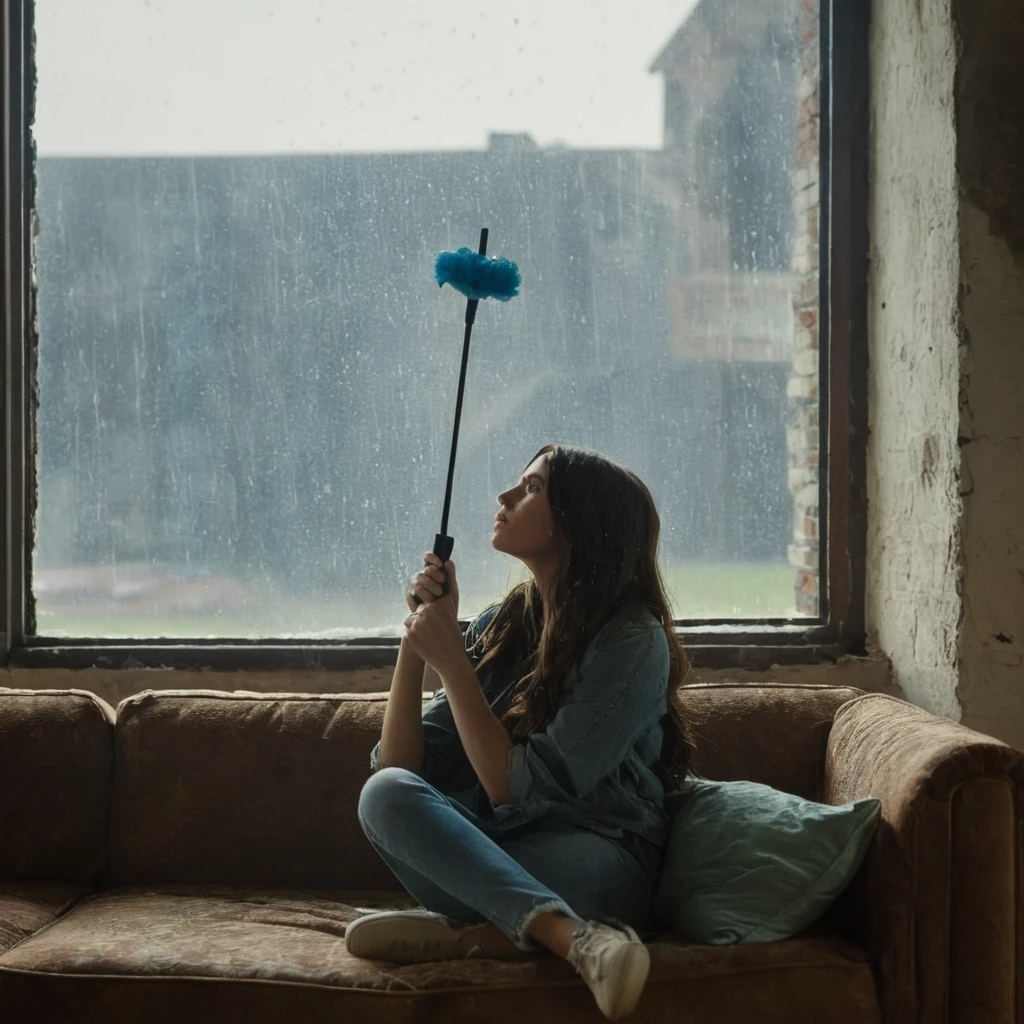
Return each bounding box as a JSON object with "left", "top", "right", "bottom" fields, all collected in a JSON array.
[{"left": 649, "top": 0, "right": 801, "bottom": 363}]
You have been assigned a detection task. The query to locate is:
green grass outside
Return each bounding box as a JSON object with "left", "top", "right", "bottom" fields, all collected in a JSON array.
[
  {"left": 661, "top": 561, "right": 799, "bottom": 620},
  {"left": 35, "top": 561, "right": 803, "bottom": 639}
]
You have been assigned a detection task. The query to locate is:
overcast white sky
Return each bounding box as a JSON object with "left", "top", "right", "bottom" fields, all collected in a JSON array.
[{"left": 34, "top": 0, "right": 699, "bottom": 156}]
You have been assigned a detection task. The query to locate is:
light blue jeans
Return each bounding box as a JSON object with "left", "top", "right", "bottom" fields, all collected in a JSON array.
[{"left": 357, "top": 767, "right": 655, "bottom": 952}]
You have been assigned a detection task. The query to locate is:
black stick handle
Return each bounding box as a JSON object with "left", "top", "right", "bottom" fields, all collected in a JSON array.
[
  {"left": 438, "top": 308, "right": 476, "bottom": 537},
  {"left": 412, "top": 228, "right": 488, "bottom": 608},
  {"left": 432, "top": 534, "right": 454, "bottom": 564}
]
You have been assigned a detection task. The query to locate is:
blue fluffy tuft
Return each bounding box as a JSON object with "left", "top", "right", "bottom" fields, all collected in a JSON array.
[{"left": 434, "top": 247, "right": 521, "bottom": 301}]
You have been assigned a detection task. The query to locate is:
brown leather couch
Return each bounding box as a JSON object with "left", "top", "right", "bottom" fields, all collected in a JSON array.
[{"left": 1, "top": 682, "right": 1021, "bottom": 1023}]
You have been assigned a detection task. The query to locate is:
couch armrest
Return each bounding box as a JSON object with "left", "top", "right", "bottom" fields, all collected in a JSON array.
[{"left": 823, "top": 693, "right": 1023, "bottom": 1024}]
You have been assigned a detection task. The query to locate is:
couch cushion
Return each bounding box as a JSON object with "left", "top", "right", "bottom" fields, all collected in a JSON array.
[
  {"left": 0, "top": 688, "right": 115, "bottom": 884},
  {"left": 107, "top": 683, "right": 861, "bottom": 889},
  {"left": 0, "top": 882, "right": 92, "bottom": 955},
  {"left": 108, "top": 690, "right": 401, "bottom": 889},
  {"left": 653, "top": 779, "right": 881, "bottom": 943},
  {"left": 679, "top": 683, "right": 863, "bottom": 800},
  {"left": 0, "top": 885, "right": 880, "bottom": 1024}
]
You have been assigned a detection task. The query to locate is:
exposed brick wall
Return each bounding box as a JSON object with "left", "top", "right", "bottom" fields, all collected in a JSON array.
[{"left": 787, "top": 0, "right": 821, "bottom": 616}]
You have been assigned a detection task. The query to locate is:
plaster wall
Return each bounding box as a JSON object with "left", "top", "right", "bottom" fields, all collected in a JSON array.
[
  {"left": 957, "top": 207, "right": 1024, "bottom": 745},
  {"left": 953, "top": 0, "right": 1024, "bottom": 748},
  {"left": 865, "top": 0, "right": 963, "bottom": 721}
]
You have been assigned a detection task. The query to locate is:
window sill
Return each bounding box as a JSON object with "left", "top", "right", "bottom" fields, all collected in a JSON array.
[{"left": 9, "top": 622, "right": 861, "bottom": 673}]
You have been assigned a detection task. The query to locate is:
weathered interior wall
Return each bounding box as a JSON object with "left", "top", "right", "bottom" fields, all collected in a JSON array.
[
  {"left": 862, "top": 0, "right": 1024, "bottom": 750},
  {"left": 953, "top": 0, "right": 1024, "bottom": 746},
  {"left": 864, "top": 0, "right": 963, "bottom": 721}
]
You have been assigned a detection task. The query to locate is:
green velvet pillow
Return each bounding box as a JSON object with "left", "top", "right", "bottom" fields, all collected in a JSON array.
[{"left": 652, "top": 778, "right": 881, "bottom": 944}]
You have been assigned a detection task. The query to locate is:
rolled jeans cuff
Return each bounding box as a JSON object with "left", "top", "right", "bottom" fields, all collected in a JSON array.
[{"left": 513, "top": 899, "right": 582, "bottom": 952}]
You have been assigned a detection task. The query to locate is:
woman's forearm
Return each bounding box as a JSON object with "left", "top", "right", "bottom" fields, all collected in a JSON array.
[
  {"left": 377, "top": 638, "right": 427, "bottom": 772},
  {"left": 438, "top": 655, "right": 513, "bottom": 805}
]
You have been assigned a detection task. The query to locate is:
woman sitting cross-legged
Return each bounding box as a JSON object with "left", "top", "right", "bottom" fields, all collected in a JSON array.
[{"left": 346, "top": 443, "right": 695, "bottom": 1021}]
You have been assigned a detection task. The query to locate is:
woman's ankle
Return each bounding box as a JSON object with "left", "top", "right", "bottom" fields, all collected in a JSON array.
[{"left": 525, "top": 910, "right": 576, "bottom": 959}]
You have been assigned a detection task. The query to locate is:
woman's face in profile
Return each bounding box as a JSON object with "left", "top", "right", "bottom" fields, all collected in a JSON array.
[{"left": 492, "top": 453, "right": 560, "bottom": 562}]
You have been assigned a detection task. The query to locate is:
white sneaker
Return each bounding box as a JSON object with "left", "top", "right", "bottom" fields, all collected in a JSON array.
[
  {"left": 344, "top": 909, "right": 531, "bottom": 964},
  {"left": 567, "top": 919, "right": 650, "bottom": 1020}
]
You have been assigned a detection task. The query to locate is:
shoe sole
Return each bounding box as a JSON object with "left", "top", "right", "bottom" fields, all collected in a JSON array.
[
  {"left": 346, "top": 913, "right": 535, "bottom": 965},
  {"left": 345, "top": 913, "right": 461, "bottom": 964},
  {"left": 601, "top": 930, "right": 651, "bottom": 1020}
]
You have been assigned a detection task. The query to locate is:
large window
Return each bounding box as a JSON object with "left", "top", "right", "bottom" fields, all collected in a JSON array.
[{"left": 2, "top": 0, "right": 867, "bottom": 666}]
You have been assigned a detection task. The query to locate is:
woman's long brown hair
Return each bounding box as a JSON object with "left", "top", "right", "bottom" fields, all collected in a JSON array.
[{"left": 472, "top": 443, "right": 695, "bottom": 789}]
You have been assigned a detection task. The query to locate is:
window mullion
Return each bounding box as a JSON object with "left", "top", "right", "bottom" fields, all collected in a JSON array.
[{"left": 1, "top": 0, "right": 33, "bottom": 662}]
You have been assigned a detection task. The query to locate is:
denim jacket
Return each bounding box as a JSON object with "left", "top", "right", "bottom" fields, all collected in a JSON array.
[{"left": 369, "top": 602, "right": 672, "bottom": 865}]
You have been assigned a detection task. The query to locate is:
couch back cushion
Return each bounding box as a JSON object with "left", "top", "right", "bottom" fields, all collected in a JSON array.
[
  {"left": 108, "top": 690, "right": 400, "bottom": 889},
  {"left": 0, "top": 688, "right": 115, "bottom": 884},
  {"left": 107, "top": 682, "right": 861, "bottom": 888},
  {"left": 680, "top": 682, "right": 863, "bottom": 800}
]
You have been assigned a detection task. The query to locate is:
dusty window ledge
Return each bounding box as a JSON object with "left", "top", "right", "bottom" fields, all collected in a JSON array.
[{"left": 8, "top": 623, "right": 862, "bottom": 674}]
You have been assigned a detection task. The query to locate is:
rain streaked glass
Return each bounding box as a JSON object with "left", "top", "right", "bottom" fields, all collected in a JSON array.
[{"left": 33, "top": 0, "right": 820, "bottom": 637}]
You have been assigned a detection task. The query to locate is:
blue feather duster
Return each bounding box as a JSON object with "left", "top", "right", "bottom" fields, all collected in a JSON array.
[
  {"left": 435, "top": 247, "right": 521, "bottom": 301},
  {"left": 416, "top": 230, "right": 520, "bottom": 593}
]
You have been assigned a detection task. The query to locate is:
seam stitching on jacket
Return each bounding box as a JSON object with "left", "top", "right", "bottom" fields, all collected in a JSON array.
[{"left": 562, "top": 628, "right": 657, "bottom": 765}]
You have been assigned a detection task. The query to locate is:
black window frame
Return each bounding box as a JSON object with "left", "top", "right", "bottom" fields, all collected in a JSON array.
[{"left": 0, "top": 0, "right": 868, "bottom": 674}]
